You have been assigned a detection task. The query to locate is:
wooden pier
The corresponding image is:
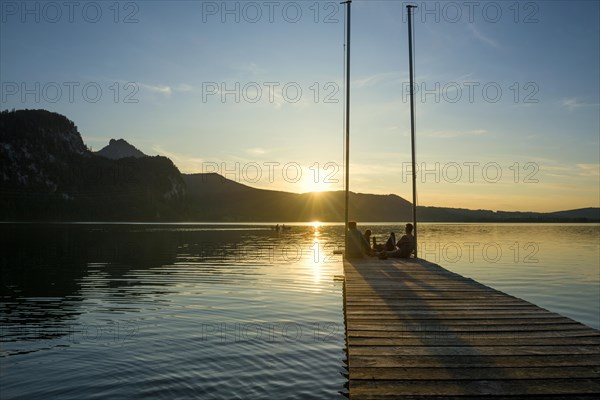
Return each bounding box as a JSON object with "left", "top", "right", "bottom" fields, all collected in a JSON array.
[{"left": 343, "top": 258, "right": 600, "bottom": 399}]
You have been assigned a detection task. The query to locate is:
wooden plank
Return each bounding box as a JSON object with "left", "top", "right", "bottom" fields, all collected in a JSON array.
[
  {"left": 347, "top": 323, "right": 589, "bottom": 332},
  {"left": 349, "top": 379, "right": 600, "bottom": 396},
  {"left": 350, "top": 366, "right": 600, "bottom": 380},
  {"left": 347, "top": 317, "right": 572, "bottom": 324},
  {"left": 348, "top": 345, "right": 600, "bottom": 356},
  {"left": 344, "top": 307, "right": 555, "bottom": 313},
  {"left": 343, "top": 258, "right": 600, "bottom": 398},
  {"left": 351, "top": 395, "right": 600, "bottom": 400},
  {"left": 346, "top": 329, "right": 591, "bottom": 341},
  {"left": 346, "top": 314, "right": 565, "bottom": 320},
  {"left": 346, "top": 310, "right": 558, "bottom": 315},
  {"left": 349, "top": 355, "right": 600, "bottom": 368},
  {"left": 348, "top": 337, "right": 600, "bottom": 346}
]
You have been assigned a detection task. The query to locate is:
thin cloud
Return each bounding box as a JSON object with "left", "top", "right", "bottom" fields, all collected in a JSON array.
[
  {"left": 424, "top": 129, "right": 487, "bottom": 138},
  {"left": 245, "top": 147, "right": 269, "bottom": 156},
  {"left": 353, "top": 72, "right": 398, "bottom": 88},
  {"left": 562, "top": 98, "right": 600, "bottom": 111},
  {"left": 138, "top": 83, "right": 193, "bottom": 96},
  {"left": 543, "top": 165, "right": 570, "bottom": 172},
  {"left": 576, "top": 163, "right": 600, "bottom": 177},
  {"left": 453, "top": 72, "right": 476, "bottom": 82},
  {"left": 468, "top": 24, "right": 500, "bottom": 49},
  {"left": 99, "top": 77, "right": 193, "bottom": 97},
  {"left": 235, "top": 62, "right": 267, "bottom": 76}
]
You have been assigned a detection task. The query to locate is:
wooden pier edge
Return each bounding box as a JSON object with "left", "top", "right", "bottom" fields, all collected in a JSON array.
[{"left": 342, "top": 257, "right": 600, "bottom": 399}]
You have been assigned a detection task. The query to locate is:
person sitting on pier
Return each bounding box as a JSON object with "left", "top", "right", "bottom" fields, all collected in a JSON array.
[
  {"left": 363, "top": 229, "right": 372, "bottom": 250},
  {"left": 396, "top": 223, "right": 415, "bottom": 257},
  {"left": 373, "top": 232, "right": 396, "bottom": 252},
  {"left": 378, "top": 224, "right": 415, "bottom": 259},
  {"left": 384, "top": 232, "right": 397, "bottom": 251},
  {"left": 346, "top": 221, "right": 371, "bottom": 258}
]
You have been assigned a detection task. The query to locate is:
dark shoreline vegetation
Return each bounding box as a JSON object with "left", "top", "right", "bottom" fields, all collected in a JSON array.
[{"left": 1, "top": 109, "right": 599, "bottom": 223}]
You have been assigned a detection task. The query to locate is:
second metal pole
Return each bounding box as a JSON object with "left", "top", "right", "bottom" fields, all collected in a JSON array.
[
  {"left": 407, "top": 4, "right": 418, "bottom": 258},
  {"left": 344, "top": 0, "right": 351, "bottom": 246}
]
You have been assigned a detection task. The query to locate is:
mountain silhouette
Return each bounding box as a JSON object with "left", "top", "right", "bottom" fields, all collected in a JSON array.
[
  {"left": 0, "top": 109, "right": 185, "bottom": 221},
  {"left": 183, "top": 173, "right": 413, "bottom": 221},
  {"left": 96, "top": 138, "right": 146, "bottom": 159},
  {"left": 1, "top": 109, "right": 598, "bottom": 222},
  {"left": 182, "top": 173, "right": 599, "bottom": 222}
]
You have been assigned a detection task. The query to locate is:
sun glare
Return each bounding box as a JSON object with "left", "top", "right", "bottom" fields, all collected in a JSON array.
[{"left": 301, "top": 174, "right": 335, "bottom": 193}]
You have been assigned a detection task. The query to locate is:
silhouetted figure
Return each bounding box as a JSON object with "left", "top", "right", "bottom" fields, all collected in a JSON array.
[
  {"left": 384, "top": 232, "right": 397, "bottom": 251},
  {"left": 364, "top": 229, "right": 372, "bottom": 249},
  {"left": 378, "top": 224, "right": 415, "bottom": 259},
  {"left": 395, "top": 223, "right": 415, "bottom": 258},
  {"left": 346, "top": 221, "right": 371, "bottom": 258},
  {"left": 372, "top": 232, "right": 395, "bottom": 252}
]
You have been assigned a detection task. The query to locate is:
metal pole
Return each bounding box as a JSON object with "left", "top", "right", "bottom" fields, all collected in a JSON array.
[
  {"left": 407, "top": 4, "right": 418, "bottom": 258},
  {"left": 343, "top": 0, "right": 351, "bottom": 247}
]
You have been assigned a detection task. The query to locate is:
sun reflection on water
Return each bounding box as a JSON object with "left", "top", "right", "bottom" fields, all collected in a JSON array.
[{"left": 309, "top": 222, "right": 323, "bottom": 284}]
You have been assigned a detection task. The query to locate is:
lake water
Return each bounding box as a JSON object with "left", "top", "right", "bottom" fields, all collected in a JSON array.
[{"left": 1, "top": 223, "right": 598, "bottom": 399}]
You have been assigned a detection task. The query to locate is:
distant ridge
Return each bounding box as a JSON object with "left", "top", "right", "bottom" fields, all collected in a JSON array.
[
  {"left": 183, "top": 173, "right": 600, "bottom": 223},
  {"left": 1, "top": 109, "right": 598, "bottom": 222},
  {"left": 96, "top": 138, "right": 146, "bottom": 159},
  {"left": 547, "top": 207, "right": 600, "bottom": 221},
  {"left": 183, "top": 172, "right": 413, "bottom": 222},
  {"left": 417, "top": 205, "right": 600, "bottom": 223}
]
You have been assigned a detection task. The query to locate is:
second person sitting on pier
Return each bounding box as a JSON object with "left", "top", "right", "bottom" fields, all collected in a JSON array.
[
  {"left": 378, "top": 223, "right": 415, "bottom": 259},
  {"left": 346, "top": 221, "right": 372, "bottom": 258}
]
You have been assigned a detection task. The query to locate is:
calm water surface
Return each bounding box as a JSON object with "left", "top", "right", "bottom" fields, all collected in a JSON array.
[{"left": 1, "top": 223, "right": 598, "bottom": 399}]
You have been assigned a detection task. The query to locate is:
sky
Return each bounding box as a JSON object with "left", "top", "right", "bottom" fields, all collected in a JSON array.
[{"left": 1, "top": 0, "right": 599, "bottom": 212}]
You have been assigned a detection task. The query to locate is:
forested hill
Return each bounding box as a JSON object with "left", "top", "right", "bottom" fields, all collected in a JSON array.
[
  {"left": 0, "top": 109, "right": 185, "bottom": 221},
  {"left": 183, "top": 173, "right": 413, "bottom": 221},
  {"left": 182, "top": 173, "right": 599, "bottom": 222},
  {"left": 1, "top": 109, "right": 598, "bottom": 222}
]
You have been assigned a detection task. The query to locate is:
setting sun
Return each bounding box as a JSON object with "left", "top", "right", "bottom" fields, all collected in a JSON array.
[{"left": 301, "top": 179, "right": 331, "bottom": 193}]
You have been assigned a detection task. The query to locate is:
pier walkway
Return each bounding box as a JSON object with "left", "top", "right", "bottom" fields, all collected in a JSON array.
[{"left": 343, "top": 258, "right": 600, "bottom": 399}]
